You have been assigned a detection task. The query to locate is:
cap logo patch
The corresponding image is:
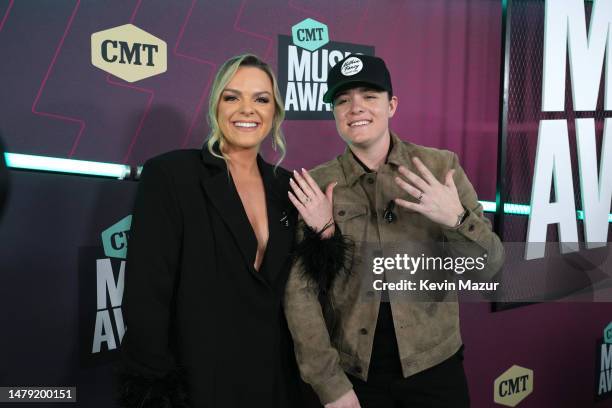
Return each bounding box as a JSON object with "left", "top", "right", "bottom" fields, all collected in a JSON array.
[{"left": 341, "top": 56, "right": 363, "bottom": 76}]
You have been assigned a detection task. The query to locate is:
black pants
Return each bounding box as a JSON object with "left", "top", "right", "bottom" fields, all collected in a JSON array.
[{"left": 348, "top": 303, "right": 470, "bottom": 408}]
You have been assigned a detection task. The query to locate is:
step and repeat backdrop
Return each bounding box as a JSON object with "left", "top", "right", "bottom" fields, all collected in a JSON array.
[{"left": 0, "top": 0, "right": 610, "bottom": 407}]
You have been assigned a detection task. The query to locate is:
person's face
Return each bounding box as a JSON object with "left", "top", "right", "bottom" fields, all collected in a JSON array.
[
  {"left": 332, "top": 87, "right": 398, "bottom": 148},
  {"left": 217, "top": 66, "right": 275, "bottom": 152}
]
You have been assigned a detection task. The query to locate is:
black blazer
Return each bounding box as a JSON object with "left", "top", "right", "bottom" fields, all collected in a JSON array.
[{"left": 119, "top": 147, "right": 304, "bottom": 408}]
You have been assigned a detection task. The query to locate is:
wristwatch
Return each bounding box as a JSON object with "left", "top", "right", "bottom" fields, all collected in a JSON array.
[{"left": 454, "top": 208, "right": 468, "bottom": 228}]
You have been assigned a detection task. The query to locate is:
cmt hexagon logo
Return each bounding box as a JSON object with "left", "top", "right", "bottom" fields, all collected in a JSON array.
[
  {"left": 494, "top": 365, "right": 533, "bottom": 407},
  {"left": 101, "top": 215, "right": 132, "bottom": 259},
  {"left": 291, "top": 18, "right": 329, "bottom": 52},
  {"left": 91, "top": 24, "right": 167, "bottom": 82},
  {"left": 604, "top": 322, "right": 612, "bottom": 344}
]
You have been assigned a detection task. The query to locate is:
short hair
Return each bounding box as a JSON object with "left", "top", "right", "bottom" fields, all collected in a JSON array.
[
  {"left": 332, "top": 84, "right": 390, "bottom": 106},
  {"left": 206, "top": 54, "right": 286, "bottom": 166}
]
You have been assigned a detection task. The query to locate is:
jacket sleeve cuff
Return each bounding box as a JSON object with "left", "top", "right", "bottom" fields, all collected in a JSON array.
[
  {"left": 115, "top": 361, "right": 190, "bottom": 408},
  {"left": 441, "top": 209, "right": 485, "bottom": 242},
  {"left": 292, "top": 223, "right": 354, "bottom": 291},
  {"left": 441, "top": 209, "right": 505, "bottom": 280},
  {"left": 311, "top": 370, "right": 353, "bottom": 405}
]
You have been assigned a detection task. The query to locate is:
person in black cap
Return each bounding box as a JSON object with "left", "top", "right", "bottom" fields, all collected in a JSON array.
[{"left": 284, "top": 55, "right": 504, "bottom": 407}]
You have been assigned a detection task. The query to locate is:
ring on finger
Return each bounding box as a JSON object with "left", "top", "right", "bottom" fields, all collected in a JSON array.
[
  {"left": 305, "top": 196, "right": 312, "bottom": 203},
  {"left": 418, "top": 192, "right": 424, "bottom": 201}
]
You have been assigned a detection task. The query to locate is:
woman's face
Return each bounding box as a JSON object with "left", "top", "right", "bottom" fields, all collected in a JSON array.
[{"left": 217, "top": 66, "right": 275, "bottom": 152}]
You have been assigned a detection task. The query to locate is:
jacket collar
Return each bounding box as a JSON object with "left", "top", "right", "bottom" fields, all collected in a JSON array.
[
  {"left": 200, "top": 144, "right": 286, "bottom": 199},
  {"left": 339, "top": 131, "right": 414, "bottom": 186}
]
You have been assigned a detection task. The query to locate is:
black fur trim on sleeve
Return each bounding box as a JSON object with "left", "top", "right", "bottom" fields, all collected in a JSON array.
[
  {"left": 115, "top": 365, "right": 190, "bottom": 408},
  {"left": 293, "top": 223, "right": 354, "bottom": 291}
]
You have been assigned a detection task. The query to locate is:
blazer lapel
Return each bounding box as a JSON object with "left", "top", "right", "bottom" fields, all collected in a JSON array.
[
  {"left": 198, "top": 148, "right": 266, "bottom": 284},
  {"left": 257, "top": 157, "right": 295, "bottom": 287}
]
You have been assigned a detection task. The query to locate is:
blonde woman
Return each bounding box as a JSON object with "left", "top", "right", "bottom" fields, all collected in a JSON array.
[{"left": 117, "top": 54, "right": 331, "bottom": 408}]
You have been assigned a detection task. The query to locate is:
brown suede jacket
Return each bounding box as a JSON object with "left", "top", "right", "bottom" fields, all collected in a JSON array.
[{"left": 284, "top": 132, "right": 505, "bottom": 405}]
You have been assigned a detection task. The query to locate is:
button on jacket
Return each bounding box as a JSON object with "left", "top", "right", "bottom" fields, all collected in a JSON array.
[{"left": 284, "top": 132, "right": 505, "bottom": 405}]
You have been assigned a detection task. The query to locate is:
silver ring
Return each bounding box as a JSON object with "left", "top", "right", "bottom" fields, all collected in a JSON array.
[
  {"left": 305, "top": 197, "right": 312, "bottom": 203},
  {"left": 418, "top": 193, "right": 424, "bottom": 201}
]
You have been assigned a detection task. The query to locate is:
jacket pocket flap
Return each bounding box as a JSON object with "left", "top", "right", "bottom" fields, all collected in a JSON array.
[{"left": 334, "top": 204, "right": 368, "bottom": 222}]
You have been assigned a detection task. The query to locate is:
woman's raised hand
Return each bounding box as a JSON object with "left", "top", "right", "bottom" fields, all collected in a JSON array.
[{"left": 288, "top": 168, "right": 337, "bottom": 239}]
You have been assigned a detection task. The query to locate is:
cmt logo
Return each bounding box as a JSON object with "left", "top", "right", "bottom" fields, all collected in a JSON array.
[
  {"left": 494, "top": 365, "right": 534, "bottom": 407},
  {"left": 101, "top": 215, "right": 132, "bottom": 259},
  {"left": 291, "top": 18, "right": 329, "bottom": 52},
  {"left": 91, "top": 24, "right": 167, "bottom": 82},
  {"left": 605, "top": 322, "right": 612, "bottom": 344},
  {"left": 598, "top": 322, "right": 612, "bottom": 399}
]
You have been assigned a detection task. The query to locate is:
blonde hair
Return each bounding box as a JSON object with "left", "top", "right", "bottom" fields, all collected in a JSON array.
[{"left": 206, "top": 54, "right": 286, "bottom": 167}]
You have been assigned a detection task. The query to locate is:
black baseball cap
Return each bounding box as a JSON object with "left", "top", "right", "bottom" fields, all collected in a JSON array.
[{"left": 323, "top": 54, "right": 393, "bottom": 104}]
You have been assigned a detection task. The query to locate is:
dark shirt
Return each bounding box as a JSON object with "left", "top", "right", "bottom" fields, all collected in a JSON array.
[{"left": 349, "top": 139, "right": 402, "bottom": 379}]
